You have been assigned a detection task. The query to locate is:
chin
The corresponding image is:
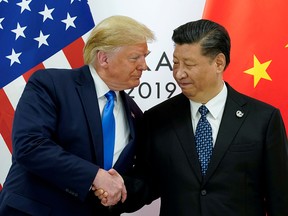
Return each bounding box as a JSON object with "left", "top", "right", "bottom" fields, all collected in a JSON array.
[
  {"left": 182, "top": 90, "right": 194, "bottom": 98},
  {"left": 131, "top": 80, "right": 140, "bottom": 87}
]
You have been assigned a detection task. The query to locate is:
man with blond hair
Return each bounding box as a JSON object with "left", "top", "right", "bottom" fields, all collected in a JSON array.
[{"left": 0, "top": 15, "right": 154, "bottom": 216}]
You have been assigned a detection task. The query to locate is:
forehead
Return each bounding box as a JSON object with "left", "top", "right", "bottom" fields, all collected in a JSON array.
[
  {"left": 118, "top": 43, "right": 148, "bottom": 55},
  {"left": 173, "top": 43, "right": 202, "bottom": 60}
]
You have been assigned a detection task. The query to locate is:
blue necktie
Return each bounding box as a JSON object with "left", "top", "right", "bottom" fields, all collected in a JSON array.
[
  {"left": 102, "top": 90, "right": 116, "bottom": 170},
  {"left": 195, "top": 105, "right": 213, "bottom": 175}
]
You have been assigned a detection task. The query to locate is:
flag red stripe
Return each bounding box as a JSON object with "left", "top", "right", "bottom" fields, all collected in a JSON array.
[
  {"left": 23, "top": 63, "right": 45, "bottom": 82},
  {"left": 0, "top": 38, "right": 85, "bottom": 156},
  {"left": 62, "top": 38, "right": 85, "bottom": 68},
  {"left": 1, "top": 39, "right": 84, "bottom": 155},
  {"left": 0, "top": 89, "right": 14, "bottom": 153}
]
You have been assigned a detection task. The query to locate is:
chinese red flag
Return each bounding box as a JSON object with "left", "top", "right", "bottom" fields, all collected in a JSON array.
[{"left": 203, "top": 0, "right": 288, "bottom": 132}]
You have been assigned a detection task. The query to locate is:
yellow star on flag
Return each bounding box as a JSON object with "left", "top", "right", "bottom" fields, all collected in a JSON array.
[{"left": 244, "top": 55, "right": 272, "bottom": 88}]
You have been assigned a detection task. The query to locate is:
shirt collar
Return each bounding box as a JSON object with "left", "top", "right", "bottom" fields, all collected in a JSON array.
[
  {"left": 89, "top": 64, "right": 119, "bottom": 100},
  {"left": 190, "top": 82, "right": 227, "bottom": 119}
]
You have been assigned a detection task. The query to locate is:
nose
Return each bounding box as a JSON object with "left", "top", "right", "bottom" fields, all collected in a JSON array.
[
  {"left": 174, "top": 66, "right": 187, "bottom": 80},
  {"left": 137, "top": 58, "right": 148, "bottom": 71}
]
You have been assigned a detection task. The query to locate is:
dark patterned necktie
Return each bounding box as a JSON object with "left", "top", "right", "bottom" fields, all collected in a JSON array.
[
  {"left": 195, "top": 105, "right": 213, "bottom": 175},
  {"left": 102, "top": 90, "right": 116, "bottom": 170}
]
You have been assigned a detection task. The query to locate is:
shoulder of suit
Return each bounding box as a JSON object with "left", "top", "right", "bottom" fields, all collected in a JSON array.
[
  {"left": 147, "top": 93, "right": 187, "bottom": 113},
  {"left": 227, "top": 83, "right": 277, "bottom": 111}
]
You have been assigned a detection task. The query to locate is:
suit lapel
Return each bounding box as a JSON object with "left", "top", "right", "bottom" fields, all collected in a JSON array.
[
  {"left": 171, "top": 94, "right": 203, "bottom": 182},
  {"left": 205, "top": 84, "right": 249, "bottom": 181},
  {"left": 74, "top": 66, "right": 104, "bottom": 167}
]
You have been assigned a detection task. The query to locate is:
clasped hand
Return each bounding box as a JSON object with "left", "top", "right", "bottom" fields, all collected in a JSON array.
[{"left": 91, "top": 168, "right": 126, "bottom": 206}]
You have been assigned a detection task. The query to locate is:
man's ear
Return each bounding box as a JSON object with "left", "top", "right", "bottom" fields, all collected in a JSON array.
[
  {"left": 97, "top": 51, "right": 109, "bottom": 67},
  {"left": 215, "top": 53, "right": 226, "bottom": 73}
]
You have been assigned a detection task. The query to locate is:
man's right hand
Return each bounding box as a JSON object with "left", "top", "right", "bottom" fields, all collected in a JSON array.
[{"left": 91, "top": 168, "right": 127, "bottom": 206}]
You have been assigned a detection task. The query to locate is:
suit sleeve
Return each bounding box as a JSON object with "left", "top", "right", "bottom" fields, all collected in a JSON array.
[
  {"left": 264, "top": 108, "right": 288, "bottom": 215},
  {"left": 12, "top": 70, "right": 98, "bottom": 201},
  {"left": 116, "top": 110, "right": 160, "bottom": 213}
]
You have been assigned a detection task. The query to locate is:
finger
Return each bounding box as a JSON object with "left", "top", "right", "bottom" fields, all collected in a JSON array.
[
  {"left": 103, "top": 191, "right": 108, "bottom": 198},
  {"left": 95, "top": 191, "right": 109, "bottom": 200},
  {"left": 91, "top": 185, "right": 96, "bottom": 191},
  {"left": 96, "top": 193, "right": 106, "bottom": 200},
  {"left": 101, "top": 198, "right": 109, "bottom": 206},
  {"left": 121, "top": 185, "right": 127, "bottom": 203},
  {"left": 95, "top": 189, "right": 104, "bottom": 196},
  {"left": 108, "top": 168, "right": 117, "bottom": 176}
]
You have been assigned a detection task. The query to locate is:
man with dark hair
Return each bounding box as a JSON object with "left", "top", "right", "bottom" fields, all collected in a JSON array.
[{"left": 99, "top": 19, "right": 288, "bottom": 216}]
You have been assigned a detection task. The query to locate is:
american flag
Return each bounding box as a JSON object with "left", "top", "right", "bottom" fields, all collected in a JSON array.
[{"left": 0, "top": 0, "right": 94, "bottom": 189}]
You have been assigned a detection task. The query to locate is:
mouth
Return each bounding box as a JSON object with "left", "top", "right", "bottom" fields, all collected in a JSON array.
[
  {"left": 178, "top": 82, "right": 191, "bottom": 88},
  {"left": 133, "top": 71, "right": 142, "bottom": 79},
  {"left": 130, "top": 76, "right": 141, "bottom": 82}
]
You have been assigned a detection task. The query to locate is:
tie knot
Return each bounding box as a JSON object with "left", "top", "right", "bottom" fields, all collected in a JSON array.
[
  {"left": 198, "top": 105, "right": 209, "bottom": 117},
  {"left": 105, "top": 90, "right": 116, "bottom": 102}
]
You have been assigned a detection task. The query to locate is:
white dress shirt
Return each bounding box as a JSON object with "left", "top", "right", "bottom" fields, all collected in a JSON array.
[
  {"left": 89, "top": 65, "right": 130, "bottom": 166},
  {"left": 190, "top": 83, "right": 227, "bottom": 147}
]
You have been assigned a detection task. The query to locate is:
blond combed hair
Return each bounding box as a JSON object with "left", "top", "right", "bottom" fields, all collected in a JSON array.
[{"left": 83, "top": 15, "right": 155, "bottom": 64}]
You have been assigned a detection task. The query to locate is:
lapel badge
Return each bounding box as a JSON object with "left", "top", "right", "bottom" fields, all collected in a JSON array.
[{"left": 236, "top": 110, "right": 244, "bottom": 118}]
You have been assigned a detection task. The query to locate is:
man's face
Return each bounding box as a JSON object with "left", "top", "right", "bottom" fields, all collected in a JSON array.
[
  {"left": 173, "top": 43, "right": 224, "bottom": 103},
  {"left": 102, "top": 43, "right": 150, "bottom": 91}
]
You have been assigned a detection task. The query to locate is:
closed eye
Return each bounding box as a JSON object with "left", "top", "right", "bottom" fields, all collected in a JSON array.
[{"left": 129, "top": 51, "right": 151, "bottom": 61}]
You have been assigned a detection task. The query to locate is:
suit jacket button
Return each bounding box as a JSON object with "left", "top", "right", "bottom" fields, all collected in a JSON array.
[{"left": 201, "top": 190, "right": 207, "bottom": 196}]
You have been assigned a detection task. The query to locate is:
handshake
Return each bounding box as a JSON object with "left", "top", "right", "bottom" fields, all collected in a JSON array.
[{"left": 91, "top": 168, "right": 127, "bottom": 206}]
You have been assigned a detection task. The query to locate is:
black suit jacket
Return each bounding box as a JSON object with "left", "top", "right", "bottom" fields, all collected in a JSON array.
[
  {"left": 0, "top": 65, "right": 143, "bottom": 216},
  {"left": 125, "top": 83, "right": 288, "bottom": 216}
]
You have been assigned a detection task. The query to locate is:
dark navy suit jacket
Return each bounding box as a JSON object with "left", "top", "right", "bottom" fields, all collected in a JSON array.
[
  {"left": 0, "top": 65, "right": 143, "bottom": 216},
  {"left": 123, "top": 83, "right": 288, "bottom": 216}
]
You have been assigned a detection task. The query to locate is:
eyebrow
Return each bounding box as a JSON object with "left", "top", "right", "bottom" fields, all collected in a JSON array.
[{"left": 145, "top": 50, "right": 151, "bottom": 57}]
